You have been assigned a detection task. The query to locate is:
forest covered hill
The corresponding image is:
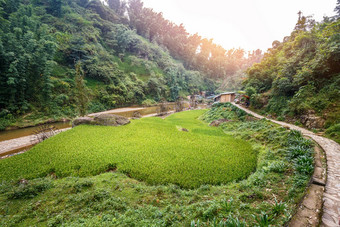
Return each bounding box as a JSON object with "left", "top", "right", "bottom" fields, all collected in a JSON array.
[
  {"left": 0, "top": 0, "right": 260, "bottom": 129},
  {"left": 243, "top": 8, "right": 340, "bottom": 142},
  {"left": 0, "top": 0, "right": 339, "bottom": 143}
]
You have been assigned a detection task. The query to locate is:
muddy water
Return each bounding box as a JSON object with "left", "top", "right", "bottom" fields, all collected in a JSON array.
[
  {"left": 0, "top": 121, "right": 71, "bottom": 143},
  {"left": 113, "top": 103, "right": 177, "bottom": 118}
]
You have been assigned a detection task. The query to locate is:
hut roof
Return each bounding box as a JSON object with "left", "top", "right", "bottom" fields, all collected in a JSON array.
[{"left": 214, "top": 92, "right": 236, "bottom": 98}]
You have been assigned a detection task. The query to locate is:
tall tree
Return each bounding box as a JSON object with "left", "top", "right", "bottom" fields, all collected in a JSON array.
[
  {"left": 335, "top": 0, "right": 340, "bottom": 18},
  {"left": 127, "top": 0, "right": 144, "bottom": 35},
  {"left": 107, "top": 0, "right": 126, "bottom": 17},
  {"left": 48, "top": 0, "right": 62, "bottom": 17},
  {"left": 75, "top": 61, "right": 88, "bottom": 116}
]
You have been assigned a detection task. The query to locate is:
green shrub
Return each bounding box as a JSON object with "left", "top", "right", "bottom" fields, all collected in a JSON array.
[
  {"left": 325, "top": 123, "right": 340, "bottom": 143},
  {"left": 271, "top": 199, "right": 286, "bottom": 216},
  {"left": 253, "top": 212, "right": 272, "bottom": 227},
  {"left": 0, "top": 110, "right": 15, "bottom": 130},
  {"left": 245, "top": 86, "right": 257, "bottom": 97},
  {"left": 265, "top": 96, "right": 289, "bottom": 116},
  {"left": 266, "top": 161, "right": 286, "bottom": 173},
  {"left": 294, "top": 155, "right": 314, "bottom": 175},
  {"left": 7, "top": 179, "right": 52, "bottom": 199},
  {"left": 141, "top": 99, "right": 157, "bottom": 106},
  {"left": 221, "top": 197, "right": 234, "bottom": 213},
  {"left": 218, "top": 215, "right": 246, "bottom": 226}
]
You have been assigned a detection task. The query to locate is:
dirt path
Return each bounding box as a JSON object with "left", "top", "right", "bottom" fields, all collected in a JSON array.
[
  {"left": 231, "top": 103, "right": 340, "bottom": 227},
  {"left": 88, "top": 107, "right": 145, "bottom": 117}
]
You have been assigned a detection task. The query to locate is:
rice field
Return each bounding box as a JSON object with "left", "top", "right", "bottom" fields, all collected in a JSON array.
[{"left": 0, "top": 110, "right": 256, "bottom": 188}]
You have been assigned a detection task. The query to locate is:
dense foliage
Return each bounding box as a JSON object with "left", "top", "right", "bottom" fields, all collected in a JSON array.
[
  {"left": 0, "top": 0, "right": 262, "bottom": 129},
  {"left": 126, "top": 0, "right": 263, "bottom": 79},
  {"left": 0, "top": 110, "right": 257, "bottom": 188},
  {"left": 0, "top": 107, "right": 315, "bottom": 226},
  {"left": 243, "top": 9, "right": 340, "bottom": 142}
]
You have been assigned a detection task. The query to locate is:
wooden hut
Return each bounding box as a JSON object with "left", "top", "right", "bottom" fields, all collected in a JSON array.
[{"left": 214, "top": 92, "right": 236, "bottom": 103}]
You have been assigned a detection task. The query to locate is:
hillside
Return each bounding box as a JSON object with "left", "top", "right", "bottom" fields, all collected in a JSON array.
[
  {"left": 243, "top": 11, "right": 340, "bottom": 143},
  {"left": 0, "top": 0, "right": 247, "bottom": 129}
]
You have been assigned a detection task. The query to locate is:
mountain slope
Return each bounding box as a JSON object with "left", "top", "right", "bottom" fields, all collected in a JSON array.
[
  {"left": 243, "top": 13, "right": 340, "bottom": 142},
  {"left": 0, "top": 0, "right": 216, "bottom": 129}
]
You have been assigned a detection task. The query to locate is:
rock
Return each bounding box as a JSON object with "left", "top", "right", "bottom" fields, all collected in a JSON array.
[
  {"left": 72, "top": 117, "right": 94, "bottom": 127},
  {"left": 132, "top": 111, "right": 142, "bottom": 119},
  {"left": 245, "top": 115, "right": 257, "bottom": 121},
  {"left": 300, "top": 114, "right": 325, "bottom": 129},
  {"left": 19, "top": 179, "right": 28, "bottom": 185},
  {"left": 312, "top": 177, "right": 326, "bottom": 186},
  {"left": 94, "top": 114, "right": 130, "bottom": 126},
  {"left": 72, "top": 114, "right": 130, "bottom": 127},
  {"left": 209, "top": 119, "right": 231, "bottom": 127}
]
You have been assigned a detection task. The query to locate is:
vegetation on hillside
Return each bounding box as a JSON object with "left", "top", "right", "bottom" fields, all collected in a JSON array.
[
  {"left": 0, "top": 107, "right": 314, "bottom": 226},
  {"left": 243, "top": 7, "right": 340, "bottom": 142},
  {"left": 0, "top": 0, "right": 261, "bottom": 130}
]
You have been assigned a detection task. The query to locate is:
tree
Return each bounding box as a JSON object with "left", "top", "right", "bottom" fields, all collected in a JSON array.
[
  {"left": 75, "top": 62, "right": 88, "bottom": 116},
  {"left": 294, "top": 11, "right": 315, "bottom": 32},
  {"left": 127, "top": 0, "right": 144, "bottom": 34},
  {"left": 335, "top": 0, "right": 340, "bottom": 18},
  {"left": 48, "top": 0, "right": 62, "bottom": 17},
  {"left": 107, "top": 0, "right": 126, "bottom": 17}
]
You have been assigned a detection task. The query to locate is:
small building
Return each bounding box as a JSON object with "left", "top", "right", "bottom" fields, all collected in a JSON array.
[{"left": 214, "top": 92, "right": 236, "bottom": 103}]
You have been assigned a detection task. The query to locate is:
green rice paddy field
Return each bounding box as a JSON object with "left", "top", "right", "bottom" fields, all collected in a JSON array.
[
  {"left": 0, "top": 110, "right": 256, "bottom": 188},
  {"left": 0, "top": 107, "right": 314, "bottom": 226}
]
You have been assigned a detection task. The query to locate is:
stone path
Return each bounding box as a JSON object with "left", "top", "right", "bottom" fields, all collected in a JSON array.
[{"left": 231, "top": 103, "right": 340, "bottom": 227}]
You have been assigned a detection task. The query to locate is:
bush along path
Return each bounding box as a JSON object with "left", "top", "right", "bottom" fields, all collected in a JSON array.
[{"left": 231, "top": 103, "right": 340, "bottom": 227}]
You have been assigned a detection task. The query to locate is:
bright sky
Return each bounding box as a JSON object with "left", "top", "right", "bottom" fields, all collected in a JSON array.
[{"left": 142, "top": 0, "right": 337, "bottom": 52}]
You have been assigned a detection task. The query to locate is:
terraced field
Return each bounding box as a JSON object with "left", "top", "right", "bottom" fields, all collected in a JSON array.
[
  {"left": 0, "top": 110, "right": 256, "bottom": 188},
  {"left": 0, "top": 106, "right": 316, "bottom": 226}
]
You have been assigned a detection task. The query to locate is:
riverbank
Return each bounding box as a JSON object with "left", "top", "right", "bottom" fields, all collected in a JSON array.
[{"left": 0, "top": 128, "right": 70, "bottom": 159}]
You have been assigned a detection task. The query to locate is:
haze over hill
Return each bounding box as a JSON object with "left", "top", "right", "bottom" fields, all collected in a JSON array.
[{"left": 142, "top": 0, "right": 337, "bottom": 51}]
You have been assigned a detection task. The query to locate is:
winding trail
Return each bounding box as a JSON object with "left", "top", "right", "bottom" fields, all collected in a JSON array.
[{"left": 231, "top": 103, "right": 340, "bottom": 227}]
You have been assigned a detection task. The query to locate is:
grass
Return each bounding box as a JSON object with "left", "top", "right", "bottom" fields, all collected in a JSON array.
[
  {"left": 0, "top": 106, "right": 314, "bottom": 226},
  {"left": 0, "top": 110, "right": 256, "bottom": 189}
]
